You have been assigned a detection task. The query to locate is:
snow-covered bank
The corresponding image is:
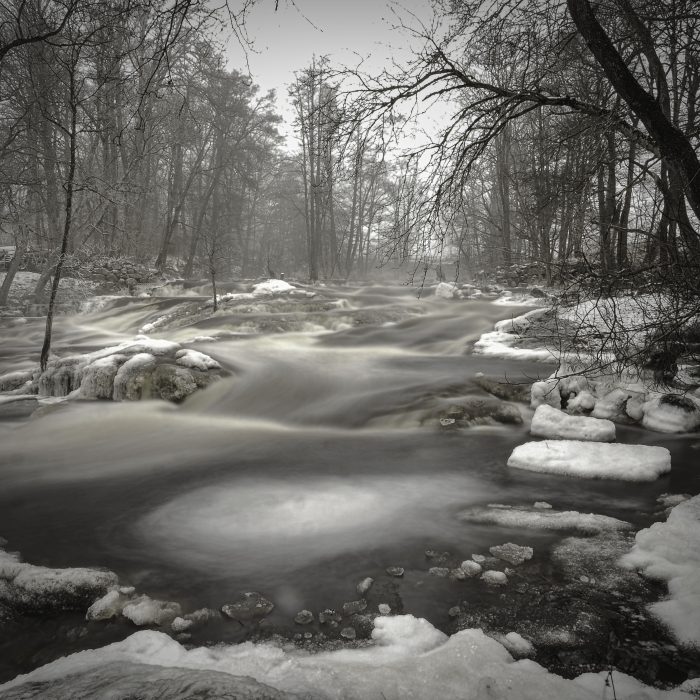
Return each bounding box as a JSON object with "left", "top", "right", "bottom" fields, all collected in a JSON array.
[
  {"left": 621, "top": 495, "right": 700, "bottom": 647},
  {"left": 0, "top": 615, "right": 694, "bottom": 699}
]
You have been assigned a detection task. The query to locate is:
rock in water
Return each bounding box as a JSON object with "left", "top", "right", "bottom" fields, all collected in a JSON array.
[
  {"left": 385, "top": 567, "right": 404, "bottom": 577},
  {"left": 342, "top": 599, "right": 367, "bottom": 615},
  {"left": 530, "top": 405, "right": 615, "bottom": 442},
  {"left": 481, "top": 571, "right": 508, "bottom": 586},
  {"left": 221, "top": 592, "right": 274, "bottom": 622},
  {"left": 489, "top": 543, "right": 534, "bottom": 566},
  {"left": 460, "top": 561, "right": 482, "bottom": 577},
  {"left": 294, "top": 609, "right": 314, "bottom": 625},
  {"left": 356, "top": 577, "right": 374, "bottom": 595},
  {"left": 122, "top": 596, "right": 181, "bottom": 627}
]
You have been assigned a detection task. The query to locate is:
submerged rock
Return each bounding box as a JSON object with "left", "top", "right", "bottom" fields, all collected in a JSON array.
[
  {"left": 489, "top": 543, "right": 534, "bottom": 566},
  {"left": 385, "top": 566, "right": 404, "bottom": 577},
  {"left": 342, "top": 599, "right": 367, "bottom": 615},
  {"left": 356, "top": 577, "right": 374, "bottom": 595},
  {"left": 340, "top": 626, "right": 357, "bottom": 639},
  {"left": 221, "top": 592, "right": 274, "bottom": 622},
  {"left": 294, "top": 609, "right": 314, "bottom": 625},
  {"left": 318, "top": 609, "right": 341, "bottom": 624}
]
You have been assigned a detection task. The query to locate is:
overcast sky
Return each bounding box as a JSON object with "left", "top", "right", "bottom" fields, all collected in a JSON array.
[{"left": 224, "top": 0, "right": 437, "bottom": 142}]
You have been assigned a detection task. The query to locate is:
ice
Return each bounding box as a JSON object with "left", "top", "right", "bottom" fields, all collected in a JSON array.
[
  {"left": 112, "top": 353, "right": 157, "bottom": 401},
  {"left": 642, "top": 395, "right": 700, "bottom": 433},
  {"left": 530, "top": 405, "right": 615, "bottom": 442},
  {"left": 122, "top": 595, "right": 182, "bottom": 627},
  {"left": 495, "top": 631, "right": 534, "bottom": 657},
  {"left": 2, "top": 616, "right": 687, "bottom": 699},
  {"left": 458, "top": 505, "right": 631, "bottom": 534},
  {"left": 86, "top": 589, "right": 129, "bottom": 621},
  {"left": 0, "top": 548, "right": 117, "bottom": 610},
  {"left": 620, "top": 494, "right": 700, "bottom": 645},
  {"left": 473, "top": 330, "right": 556, "bottom": 361},
  {"left": 252, "top": 279, "right": 296, "bottom": 295},
  {"left": 174, "top": 349, "right": 221, "bottom": 371},
  {"left": 79, "top": 354, "right": 126, "bottom": 400},
  {"left": 507, "top": 440, "right": 671, "bottom": 481}
]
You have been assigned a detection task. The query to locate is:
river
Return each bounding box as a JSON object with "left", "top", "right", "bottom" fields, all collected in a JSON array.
[{"left": 0, "top": 282, "right": 698, "bottom": 687}]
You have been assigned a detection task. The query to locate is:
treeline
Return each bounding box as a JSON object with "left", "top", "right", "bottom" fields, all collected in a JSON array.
[{"left": 353, "top": 0, "right": 700, "bottom": 286}]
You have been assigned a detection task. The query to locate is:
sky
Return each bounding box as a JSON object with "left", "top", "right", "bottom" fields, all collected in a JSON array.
[{"left": 223, "top": 0, "right": 438, "bottom": 143}]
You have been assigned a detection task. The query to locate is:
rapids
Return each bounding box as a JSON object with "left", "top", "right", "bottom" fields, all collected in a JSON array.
[{"left": 1, "top": 282, "right": 699, "bottom": 684}]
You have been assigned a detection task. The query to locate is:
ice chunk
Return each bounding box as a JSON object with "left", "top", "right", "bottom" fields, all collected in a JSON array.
[
  {"left": 474, "top": 331, "right": 555, "bottom": 362},
  {"left": 112, "top": 353, "right": 157, "bottom": 401},
  {"left": 174, "top": 349, "right": 221, "bottom": 371},
  {"left": 458, "top": 505, "right": 631, "bottom": 534},
  {"left": 620, "top": 494, "right": 700, "bottom": 645},
  {"left": 642, "top": 395, "right": 700, "bottom": 433},
  {"left": 122, "top": 596, "right": 181, "bottom": 627},
  {"left": 495, "top": 631, "right": 534, "bottom": 657},
  {"left": 530, "top": 405, "right": 615, "bottom": 441},
  {"left": 86, "top": 589, "right": 129, "bottom": 621},
  {"left": 508, "top": 440, "right": 671, "bottom": 481}
]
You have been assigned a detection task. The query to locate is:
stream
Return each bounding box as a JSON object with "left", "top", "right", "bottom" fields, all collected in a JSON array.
[{"left": 1, "top": 282, "right": 699, "bottom": 687}]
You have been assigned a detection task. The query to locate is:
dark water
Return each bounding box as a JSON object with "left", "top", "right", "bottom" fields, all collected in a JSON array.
[{"left": 0, "top": 283, "right": 698, "bottom": 680}]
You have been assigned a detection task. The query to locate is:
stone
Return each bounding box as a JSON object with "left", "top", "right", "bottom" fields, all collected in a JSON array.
[
  {"left": 428, "top": 567, "right": 449, "bottom": 577},
  {"left": 448, "top": 605, "right": 461, "bottom": 618},
  {"left": 385, "top": 566, "right": 404, "bottom": 577},
  {"left": 342, "top": 599, "right": 367, "bottom": 615},
  {"left": 378, "top": 604, "right": 391, "bottom": 615},
  {"left": 340, "top": 626, "right": 356, "bottom": 640},
  {"left": 356, "top": 577, "right": 373, "bottom": 595},
  {"left": 481, "top": 570, "right": 508, "bottom": 586},
  {"left": 318, "top": 609, "right": 341, "bottom": 624},
  {"left": 489, "top": 543, "right": 534, "bottom": 566},
  {"left": 425, "top": 550, "right": 450, "bottom": 563},
  {"left": 449, "top": 568, "right": 467, "bottom": 580},
  {"left": 221, "top": 592, "right": 274, "bottom": 622},
  {"left": 294, "top": 609, "right": 314, "bottom": 625},
  {"left": 460, "top": 561, "right": 483, "bottom": 577},
  {"left": 472, "top": 554, "right": 486, "bottom": 563}
]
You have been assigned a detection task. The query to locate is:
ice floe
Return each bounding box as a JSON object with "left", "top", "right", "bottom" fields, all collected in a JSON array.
[
  {"left": 458, "top": 504, "right": 631, "bottom": 534},
  {"left": 530, "top": 404, "right": 615, "bottom": 441},
  {"left": 507, "top": 440, "right": 671, "bottom": 481}
]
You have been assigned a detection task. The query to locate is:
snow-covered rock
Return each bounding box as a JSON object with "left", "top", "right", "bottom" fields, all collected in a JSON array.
[
  {"left": 489, "top": 543, "right": 533, "bottom": 566},
  {"left": 507, "top": 440, "right": 671, "bottom": 481},
  {"left": 175, "top": 349, "right": 221, "bottom": 371},
  {"left": 0, "top": 548, "right": 117, "bottom": 611},
  {"left": 566, "top": 390, "right": 596, "bottom": 414},
  {"left": 0, "top": 369, "right": 35, "bottom": 393},
  {"left": 252, "top": 279, "right": 296, "bottom": 295},
  {"left": 458, "top": 505, "right": 631, "bottom": 534},
  {"left": 642, "top": 394, "right": 700, "bottom": 433},
  {"left": 434, "top": 282, "right": 458, "bottom": 299},
  {"left": 0, "top": 615, "right": 689, "bottom": 700},
  {"left": 620, "top": 494, "right": 700, "bottom": 646},
  {"left": 530, "top": 405, "right": 615, "bottom": 441},
  {"left": 591, "top": 388, "right": 642, "bottom": 423},
  {"left": 530, "top": 379, "right": 561, "bottom": 409},
  {"left": 112, "top": 353, "right": 157, "bottom": 401}
]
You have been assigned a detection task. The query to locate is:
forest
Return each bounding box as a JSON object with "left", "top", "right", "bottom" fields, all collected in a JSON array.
[{"left": 0, "top": 1, "right": 699, "bottom": 699}]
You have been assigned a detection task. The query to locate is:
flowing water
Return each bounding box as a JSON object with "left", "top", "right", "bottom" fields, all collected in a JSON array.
[{"left": 1, "top": 282, "right": 699, "bottom": 683}]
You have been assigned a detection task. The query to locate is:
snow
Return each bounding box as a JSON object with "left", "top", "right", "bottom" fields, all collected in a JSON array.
[
  {"left": 2, "top": 615, "right": 687, "bottom": 699},
  {"left": 473, "top": 330, "right": 556, "bottom": 362},
  {"left": 530, "top": 405, "right": 616, "bottom": 442},
  {"left": 252, "top": 279, "right": 296, "bottom": 295},
  {"left": 495, "top": 632, "right": 534, "bottom": 657},
  {"left": 642, "top": 396, "right": 700, "bottom": 433},
  {"left": 507, "top": 440, "right": 671, "bottom": 481},
  {"left": 458, "top": 505, "right": 631, "bottom": 534},
  {"left": 620, "top": 494, "right": 700, "bottom": 646},
  {"left": 175, "top": 348, "right": 221, "bottom": 371},
  {"left": 434, "top": 282, "right": 458, "bottom": 299},
  {"left": 530, "top": 379, "right": 561, "bottom": 409},
  {"left": 86, "top": 589, "right": 128, "bottom": 621}
]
